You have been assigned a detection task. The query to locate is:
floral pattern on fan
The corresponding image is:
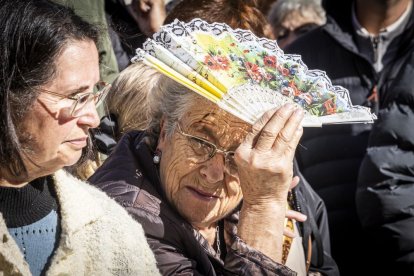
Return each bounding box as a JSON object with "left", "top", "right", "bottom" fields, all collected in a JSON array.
[{"left": 133, "top": 18, "right": 376, "bottom": 126}]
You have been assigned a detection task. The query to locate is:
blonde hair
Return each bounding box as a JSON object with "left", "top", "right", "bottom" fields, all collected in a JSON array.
[
  {"left": 105, "top": 61, "right": 199, "bottom": 146},
  {"left": 77, "top": 62, "right": 166, "bottom": 180},
  {"left": 105, "top": 62, "right": 163, "bottom": 140}
]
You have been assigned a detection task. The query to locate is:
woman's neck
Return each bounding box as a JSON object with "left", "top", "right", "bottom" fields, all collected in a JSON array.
[
  {"left": 356, "top": 0, "right": 411, "bottom": 35},
  {"left": 0, "top": 169, "right": 35, "bottom": 188},
  {"left": 196, "top": 223, "right": 218, "bottom": 246},
  {"left": 0, "top": 164, "right": 55, "bottom": 187},
  {"left": 0, "top": 177, "right": 29, "bottom": 188}
]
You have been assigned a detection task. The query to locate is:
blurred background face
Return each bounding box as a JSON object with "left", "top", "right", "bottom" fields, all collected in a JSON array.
[
  {"left": 157, "top": 98, "right": 250, "bottom": 229},
  {"left": 273, "top": 10, "right": 322, "bottom": 48},
  {"left": 17, "top": 40, "right": 100, "bottom": 178}
]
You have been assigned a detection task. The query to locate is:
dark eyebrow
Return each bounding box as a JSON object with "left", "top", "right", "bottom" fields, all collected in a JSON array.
[{"left": 67, "top": 86, "right": 90, "bottom": 96}]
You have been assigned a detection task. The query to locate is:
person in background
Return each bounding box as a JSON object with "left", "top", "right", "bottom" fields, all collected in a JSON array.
[
  {"left": 267, "top": 0, "right": 326, "bottom": 49},
  {"left": 123, "top": 0, "right": 166, "bottom": 37},
  {"left": 90, "top": 63, "right": 163, "bottom": 157},
  {"left": 105, "top": 0, "right": 166, "bottom": 70},
  {"left": 164, "top": 0, "right": 274, "bottom": 38},
  {"left": 257, "top": 0, "right": 279, "bottom": 15},
  {"left": 285, "top": 0, "right": 414, "bottom": 274},
  {"left": 52, "top": 0, "right": 120, "bottom": 83},
  {"left": 0, "top": 1, "right": 159, "bottom": 275}
]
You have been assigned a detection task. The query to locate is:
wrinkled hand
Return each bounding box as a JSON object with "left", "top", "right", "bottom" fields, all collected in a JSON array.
[
  {"left": 127, "top": 0, "right": 166, "bottom": 36},
  {"left": 235, "top": 104, "right": 304, "bottom": 206}
]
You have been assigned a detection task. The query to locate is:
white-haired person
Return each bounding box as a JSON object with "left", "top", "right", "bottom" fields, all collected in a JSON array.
[
  {"left": 90, "top": 60, "right": 339, "bottom": 275},
  {"left": 268, "top": 0, "right": 326, "bottom": 48}
]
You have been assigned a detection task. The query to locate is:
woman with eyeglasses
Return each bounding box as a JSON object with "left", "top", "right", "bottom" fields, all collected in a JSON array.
[
  {"left": 90, "top": 60, "right": 306, "bottom": 275},
  {"left": 0, "top": 1, "right": 159, "bottom": 275}
]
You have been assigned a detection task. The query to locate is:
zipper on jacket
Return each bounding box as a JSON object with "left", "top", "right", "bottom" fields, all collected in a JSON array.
[{"left": 371, "top": 36, "right": 380, "bottom": 63}]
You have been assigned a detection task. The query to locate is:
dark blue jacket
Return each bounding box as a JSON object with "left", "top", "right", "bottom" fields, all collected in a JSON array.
[{"left": 286, "top": 1, "right": 414, "bottom": 275}]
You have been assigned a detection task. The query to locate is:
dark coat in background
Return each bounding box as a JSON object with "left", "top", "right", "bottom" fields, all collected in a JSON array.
[
  {"left": 286, "top": 0, "right": 414, "bottom": 275},
  {"left": 356, "top": 8, "right": 414, "bottom": 276},
  {"left": 89, "top": 131, "right": 338, "bottom": 275}
]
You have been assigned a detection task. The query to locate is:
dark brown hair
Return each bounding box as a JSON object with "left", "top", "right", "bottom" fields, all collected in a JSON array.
[{"left": 0, "top": 0, "right": 99, "bottom": 177}]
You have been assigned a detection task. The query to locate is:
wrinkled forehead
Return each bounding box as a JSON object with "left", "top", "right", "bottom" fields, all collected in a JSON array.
[{"left": 181, "top": 98, "right": 251, "bottom": 147}]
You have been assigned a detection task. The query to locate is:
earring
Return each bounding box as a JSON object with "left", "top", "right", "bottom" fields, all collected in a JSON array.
[{"left": 153, "top": 149, "right": 162, "bottom": 164}]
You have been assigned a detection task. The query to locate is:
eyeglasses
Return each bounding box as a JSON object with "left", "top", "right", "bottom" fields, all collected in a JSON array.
[
  {"left": 176, "top": 124, "right": 238, "bottom": 176},
  {"left": 37, "top": 81, "right": 111, "bottom": 117}
]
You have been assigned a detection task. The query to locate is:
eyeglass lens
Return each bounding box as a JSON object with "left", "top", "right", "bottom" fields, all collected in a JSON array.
[
  {"left": 184, "top": 134, "right": 239, "bottom": 176},
  {"left": 70, "top": 82, "right": 109, "bottom": 117}
]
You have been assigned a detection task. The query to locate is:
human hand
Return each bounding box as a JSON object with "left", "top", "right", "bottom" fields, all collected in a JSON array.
[
  {"left": 283, "top": 209, "right": 307, "bottom": 238},
  {"left": 290, "top": 175, "right": 300, "bottom": 190},
  {"left": 235, "top": 104, "right": 304, "bottom": 207},
  {"left": 127, "top": 0, "right": 166, "bottom": 36},
  {"left": 284, "top": 176, "right": 306, "bottom": 238}
]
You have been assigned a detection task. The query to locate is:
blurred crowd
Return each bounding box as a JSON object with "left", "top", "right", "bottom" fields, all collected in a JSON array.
[{"left": 1, "top": 0, "right": 413, "bottom": 275}]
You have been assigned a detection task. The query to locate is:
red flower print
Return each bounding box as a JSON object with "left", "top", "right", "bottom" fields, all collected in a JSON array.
[
  {"left": 204, "top": 55, "right": 230, "bottom": 71},
  {"left": 265, "top": 73, "right": 273, "bottom": 81},
  {"left": 263, "top": 55, "right": 277, "bottom": 68},
  {"left": 323, "top": 98, "right": 336, "bottom": 114},
  {"left": 204, "top": 55, "right": 219, "bottom": 70},
  {"left": 289, "top": 81, "right": 301, "bottom": 96},
  {"left": 215, "top": 56, "right": 230, "bottom": 70},
  {"left": 246, "top": 62, "right": 263, "bottom": 82},
  {"left": 243, "top": 49, "right": 250, "bottom": 53},
  {"left": 282, "top": 67, "right": 290, "bottom": 76}
]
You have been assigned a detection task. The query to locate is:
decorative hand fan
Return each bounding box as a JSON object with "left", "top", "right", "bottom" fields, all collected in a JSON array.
[{"left": 133, "top": 18, "right": 376, "bottom": 127}]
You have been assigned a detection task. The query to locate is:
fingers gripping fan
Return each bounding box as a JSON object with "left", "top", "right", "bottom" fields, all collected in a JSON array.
[{"left": 133, "top": 18, "right": 376, "bottom": 127}]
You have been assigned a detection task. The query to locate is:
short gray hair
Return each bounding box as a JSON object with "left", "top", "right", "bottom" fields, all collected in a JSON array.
[
  {"left": 106, "top": 61, "right": 201, "bottom": 146},
  {"left": 268, "top": 0, "right": 326, "bottom": 28},
  {"left": 146, "top": 71, "right": 200, "bottom": 147}
]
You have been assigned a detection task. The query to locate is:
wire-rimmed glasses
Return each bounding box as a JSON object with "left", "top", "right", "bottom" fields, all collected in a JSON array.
[
  {"left": 176, "top": 123, "right": 238, "bottom": 176},
  {"left": 37, "top": 81, "right": 111, "bottom": 117}
]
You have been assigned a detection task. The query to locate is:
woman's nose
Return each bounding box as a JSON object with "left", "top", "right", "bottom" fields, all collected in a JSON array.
[
  {"left": 77, "top": 100, "right": 100, "bottom": 128},
  {"left": 199, "top": 154, "right": 225, "bottom": 183}
]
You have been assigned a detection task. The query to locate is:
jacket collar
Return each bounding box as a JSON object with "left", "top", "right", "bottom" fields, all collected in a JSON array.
[
  {"left": 322, "top": 0, "right": 414, "bottom": 58},
  {"left": 94, "top": 131, "right": 227, "bottom": 261},
  {"left": 0, "top": 213, "right": 31, "bottom": 275},
  {"left": 0, "top": 170, "right": 104, "bottom": 275},
  {"left": 53, "top": 170, "right": 104, "bottom": 238},
  {"left": 323, "top": 17, "right": 360, "bottom": 55}
]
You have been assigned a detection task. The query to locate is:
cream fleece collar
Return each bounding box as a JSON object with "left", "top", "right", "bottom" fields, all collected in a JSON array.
[{"left": 0, "top": 170, "right": 105, "bottom": 275}]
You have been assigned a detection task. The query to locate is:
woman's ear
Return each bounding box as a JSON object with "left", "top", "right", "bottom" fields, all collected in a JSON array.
[{"left": 157, "top": 118, "right": 167, "bottom": 151}]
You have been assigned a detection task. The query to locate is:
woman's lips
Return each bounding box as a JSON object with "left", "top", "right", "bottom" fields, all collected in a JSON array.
[
  {"left": 186, "top": 187, "right": 219, "bottom": 201},
  {"left": 65, "top": 137, "right": 87, "bottom": 148}
]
